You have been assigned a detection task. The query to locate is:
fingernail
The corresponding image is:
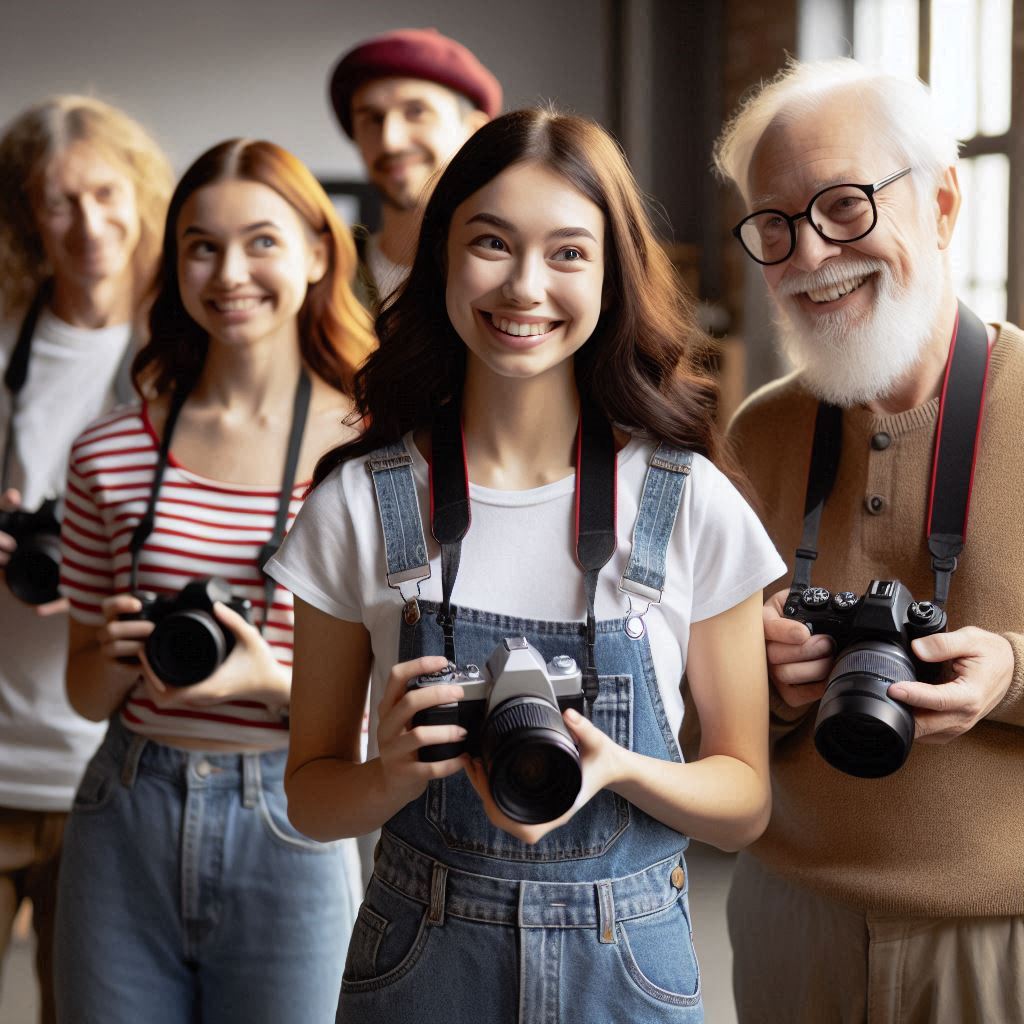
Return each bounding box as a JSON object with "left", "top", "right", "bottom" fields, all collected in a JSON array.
[
  {"left": 455, "top": 727, "right": 468, "bottom": 738},
  {"left": 889, "top": 685, "right": 907, "bottom": 700},
  {"left": 565, "top": 708, "right": 581, "bottom": 722}
]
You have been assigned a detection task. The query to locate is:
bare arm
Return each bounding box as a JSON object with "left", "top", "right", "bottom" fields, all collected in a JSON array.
[{"left": 284, "top": 598, "right": 471, "bottom": 842}]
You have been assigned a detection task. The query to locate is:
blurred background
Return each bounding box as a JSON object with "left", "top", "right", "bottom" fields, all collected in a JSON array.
[{"left": 1, "top": 1, "right": 1020, "bottom": 1019}]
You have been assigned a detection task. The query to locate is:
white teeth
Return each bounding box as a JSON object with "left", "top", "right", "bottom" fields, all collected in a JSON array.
[
  {"left": 494, "top": 317, "right": 553, "bottom": 337},
  {"left": 805, "top": 274, "right": 870, "bottom": 304},
  {"left": 213, "top": 297, "right": 262, "bottom": 312}
]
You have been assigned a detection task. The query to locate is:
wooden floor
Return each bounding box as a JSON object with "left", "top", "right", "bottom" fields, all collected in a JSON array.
[{"left": 0, "top": 843, "right": 739, "bottom": 1022}]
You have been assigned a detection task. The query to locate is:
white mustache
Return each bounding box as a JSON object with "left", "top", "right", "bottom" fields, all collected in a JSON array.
[{"left": 776, "top": 258, "right": 887, "bottom": 297}]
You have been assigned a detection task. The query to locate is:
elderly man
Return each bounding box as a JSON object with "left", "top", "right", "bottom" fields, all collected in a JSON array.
[
  {"left": 328, "top": 27, "right": 501, "bottom": 309},
  {"left": 714, "top": 59, "right": 1024, "bottom": 1022},
  {"left": 0, "top": 95, "right": 171, "bottom": 1023}
]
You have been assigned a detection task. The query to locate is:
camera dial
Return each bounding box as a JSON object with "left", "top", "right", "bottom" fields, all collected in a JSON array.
[
  {"left": 832, "top": 592, "right": 858, "bottom": 611},
  {"left": 800, "top": 587, "right": 831, "bottom": 609}
]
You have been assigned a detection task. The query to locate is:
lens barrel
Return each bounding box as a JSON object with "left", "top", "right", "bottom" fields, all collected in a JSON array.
[
  {"left": 482, "top": 696, "right": 582, "bottom": 824},
  {"left": 5, "top": 534, "right": 62, "bottom": 605},
  {"left": 813, "top": 639, "right": 916, "bottom": 778},
  {"left": 145, "top": 610, "right": 230, "bottom": 687}
]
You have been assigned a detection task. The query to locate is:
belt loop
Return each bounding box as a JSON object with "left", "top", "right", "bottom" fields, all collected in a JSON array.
[
  {"left": 597, "top": 879, "right": 617, "bottom": 944},
  {"left": 427, "top": 862, "right": 448, "bottom": 926},
  {"left": 120, "top": 734, "right": 148, "bottom": 789},
  {"left": 241, "top": 754, "right": 260, "bottom": 809}
]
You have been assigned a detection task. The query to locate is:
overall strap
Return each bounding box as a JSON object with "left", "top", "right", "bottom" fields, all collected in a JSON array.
[
  {"left": 619, "top": 444, "right": 694, "bottom": 640},
  {"left": 366, "top": 439, "right": 431, "bottom": 625}
]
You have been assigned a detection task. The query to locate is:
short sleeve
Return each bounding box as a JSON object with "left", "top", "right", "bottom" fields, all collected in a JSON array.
[
  {"left": 266, "top": 466, "right": 363, "bottom": 622},
  {"left": 688, "top": 457, "right": 787, "bottom": 622},
  {"left": 60, "top": 448, "right": 115, "bottom": 626}
]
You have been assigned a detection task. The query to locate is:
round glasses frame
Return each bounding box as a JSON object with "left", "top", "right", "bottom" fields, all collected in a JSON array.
[{"left": 732, "top": 166, "right": 913, "bottom": 266}]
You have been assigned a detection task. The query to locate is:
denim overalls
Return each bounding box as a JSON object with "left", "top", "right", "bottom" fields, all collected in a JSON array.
[{"left": 336, "top": 439, "right": 704, "bottom": 1024}]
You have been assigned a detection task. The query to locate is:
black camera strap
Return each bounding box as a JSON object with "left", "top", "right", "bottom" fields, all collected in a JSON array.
[
  {"left": 794, "top": 302, "right": 992, "bottom": 607},
  {"left": 128, "top": 368, "right": 312, "bottom": 636},
  {"left": 429, "top": 397, "right": 617, "bottom": 709}
]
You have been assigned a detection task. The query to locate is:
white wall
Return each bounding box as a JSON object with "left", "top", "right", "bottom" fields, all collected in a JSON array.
[{"left": 0, "top": 0, "right": 610, "bottom": 179}]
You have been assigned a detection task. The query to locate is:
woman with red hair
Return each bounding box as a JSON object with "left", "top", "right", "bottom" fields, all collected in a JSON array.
[{"left": 54, "top": 139, "right": 374, "bottom": 1023}]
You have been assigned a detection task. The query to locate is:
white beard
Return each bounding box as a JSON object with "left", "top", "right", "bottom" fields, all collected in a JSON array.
[{"left": 772, "top": 251, "right": 945, "bottom": 407}]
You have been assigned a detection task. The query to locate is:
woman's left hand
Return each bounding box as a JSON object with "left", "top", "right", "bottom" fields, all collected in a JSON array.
[
  {"left": 138, "top": 602, "right": 290, "bottom": 713},
  {"left": 463, "top": 707, "right": 627, "bottom": 845}
]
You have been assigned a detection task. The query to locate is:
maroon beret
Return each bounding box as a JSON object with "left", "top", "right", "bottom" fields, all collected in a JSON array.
[{"left": 329, "top": 28, "right": 502, "bottom": 138}]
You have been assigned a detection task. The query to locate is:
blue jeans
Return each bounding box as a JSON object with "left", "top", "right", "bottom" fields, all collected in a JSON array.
[{"left": 54, "top": 718, "right": 355, "bottom": 1024}]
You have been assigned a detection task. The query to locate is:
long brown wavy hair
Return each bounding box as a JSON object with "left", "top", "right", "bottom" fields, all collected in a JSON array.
[
  {"left": 133, "top": 138, "right": 376, "bottom": 397},
  {"left": 0, "top": 95, "right": 173, "bottom": 318},
  {"left": 314, "top": 107, "right": 723, "bottom": 483}
]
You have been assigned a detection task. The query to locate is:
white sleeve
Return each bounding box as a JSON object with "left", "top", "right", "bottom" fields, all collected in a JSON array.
[
  {"left": 265, "top": 466, "right": 363, "bottom": 622},
  {"left": 687, "top": 456, "right": 787, "bottom": 622}
]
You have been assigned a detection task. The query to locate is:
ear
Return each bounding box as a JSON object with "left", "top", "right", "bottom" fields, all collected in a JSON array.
[
  {"left": 306, "top": 231, "right": 330, "bottom": 285},
  {"left": 934, "top": 166, "right": 961, "bottom": 250}
]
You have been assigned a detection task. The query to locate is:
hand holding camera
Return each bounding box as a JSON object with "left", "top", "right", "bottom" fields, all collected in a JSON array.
[
  {"left": 0, "top": 487, "right": 68, "bottom": 615},
  {"left": 763, "top": 588, "right": 836, "bottom": 706}
]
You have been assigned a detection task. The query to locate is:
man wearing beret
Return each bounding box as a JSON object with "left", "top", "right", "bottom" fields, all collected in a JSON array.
[{"left": 329, "top": 28, "right": 502, "bottom": 311}]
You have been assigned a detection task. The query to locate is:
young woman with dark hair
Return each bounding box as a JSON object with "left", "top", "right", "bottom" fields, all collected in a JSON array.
[
  {"left": 271, "top": 109, "right": 783, "bottom": 1023},
  {"left": 54, "top": 139, "right": 375, "bottom": 1023}
]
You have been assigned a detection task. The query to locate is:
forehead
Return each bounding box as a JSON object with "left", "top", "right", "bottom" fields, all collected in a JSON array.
[
  {"left": 42, "top": 140, "right": 132, "bottom": 193},
  {"left": 747, "top": 96, "right": 894, "bottom": 208},
  {"left": 352, "top": 76, "right": 463, "bottom": 115},
  {"left": 455, "top": 161, "right": 604, "bottom": 237},
  {"left": 177, "top": 179, "right": 305, "bottom": 235}
]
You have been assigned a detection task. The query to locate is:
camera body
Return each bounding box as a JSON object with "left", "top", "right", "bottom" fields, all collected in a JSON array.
[
  {"left": 783, "top": 579, "right": 947, "bottom": 777},
  {"left": 408, "top": 637, "right": 585, "bottom": 824},
  {"left": 129, "top": 576, "right": 252, "bottom": 687},
  {"left": 0, "top": 498, "right": 61, "bottom": 605}
]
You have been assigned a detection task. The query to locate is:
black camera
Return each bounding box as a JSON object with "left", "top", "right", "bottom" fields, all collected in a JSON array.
[
  {"left": 783, "top": 579, "right": 947, "bottom": 778},
  {"left": 0, "top": 498, "right": 61, "bottom": 605},
  {"left": 408, "top": 637, "right": 586, "bottom": 824},
  {"left": 125, "top": 577, "right": 252, "bottom": 687}
]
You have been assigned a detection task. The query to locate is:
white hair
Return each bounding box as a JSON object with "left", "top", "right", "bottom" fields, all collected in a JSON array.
[{"left": 713, "top": 58, "right": 960, "bottom": 205}]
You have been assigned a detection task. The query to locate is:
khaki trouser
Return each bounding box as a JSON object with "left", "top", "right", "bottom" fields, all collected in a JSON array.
[
  {"left": 0, "top": 806, "right": 66, "bottom": 1024},
  {"left": 727, "top": 852, "right": 1024, "bottom": 1024}
]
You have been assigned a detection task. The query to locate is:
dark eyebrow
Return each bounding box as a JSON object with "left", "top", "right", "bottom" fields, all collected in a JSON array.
[
  {"left": 466, "top": 213, "right": 597, "bottom": 243},
  {"left": 181, "top": 220, "right": 278, "bottom": 237}
]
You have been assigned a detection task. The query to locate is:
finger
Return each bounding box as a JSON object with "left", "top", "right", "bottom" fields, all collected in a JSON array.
[
  {"left": 911, "top": 627, "right": 983, "bottom": 664},
  {"left": 35, "top": 597, "right": 70, "bottom": 617},
  {"left": 773, "top": 679, "right": 828, "bottom": 708},
  {"left": 0, "top": 532, "right": 16, "bottom": 553},
  {"left": 138, "top": 648, "right": 168, "bottom": 695},
  {"left": 100, "top": 639, "right": 145, "bottom": 662},
  {"left": 771, "top": 657, "right": 833, "bottom": 687},
  {"left": 99, "top": 619, "right": 154, "bottom": 646},
  {"left": 377, "top": 690, "right": 465, "bottom": 747},
  {"left": 101, "top": 593, "right": 143, "bottom": 622},
  {"left": 767, "top": 635, "right": 834, "bottom": 665},
  {"left": 379, "top": 656, "right": 451, "bottom": 714},
  {"left": 887, "top": 680, "right": 972, "bottom": 713},
  {"left": 0, "top": 489, "right": 22, "bottom": 513},
  {"left": 763, "top": 588, "right": 790, "bottom": 618},
  {"left": 563, "top": 707, "right": 602, "bottom": 751},
  {"left": 399, "top": 723, "right": 469, "bottom": 758},
  {"left": 212, "top": 601, "right": 256, "bottom": 637}
]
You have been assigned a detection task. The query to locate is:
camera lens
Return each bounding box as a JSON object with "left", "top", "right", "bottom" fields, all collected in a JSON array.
[
  {"left": 5, "top": 534, "right": 61, "bottom": 606},
  {"left": 482, "top": 697, "right": 582, "bottom": 824},
  {"left": 813, "top": 639, "right": 916, "bottom": 778},
  {"left": 145, "top": 610, "right": 230, "bottom": 687}
]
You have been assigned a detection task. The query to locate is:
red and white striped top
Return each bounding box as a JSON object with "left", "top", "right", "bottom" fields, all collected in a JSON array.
[{"left": 61, "top": 403, "right": 305, "bottom": 748}]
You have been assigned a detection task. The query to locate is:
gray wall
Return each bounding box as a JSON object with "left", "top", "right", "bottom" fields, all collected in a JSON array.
[{"left": 0, "top": 1, "right": 611, "bottom": 179}]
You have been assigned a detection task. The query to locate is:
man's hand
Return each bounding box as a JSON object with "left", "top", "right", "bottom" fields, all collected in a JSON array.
[
  {"left": 888, "top": 627, "right": 1014, "bottom": 742},
  {"left": 763, "top": 588, "right": 836, "bottom": 707}
]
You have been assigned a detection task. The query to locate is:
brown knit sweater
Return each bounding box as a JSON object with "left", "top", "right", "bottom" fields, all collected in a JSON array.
[{"left": 728, "top": 322, "right": 1024, "bottom": 917}]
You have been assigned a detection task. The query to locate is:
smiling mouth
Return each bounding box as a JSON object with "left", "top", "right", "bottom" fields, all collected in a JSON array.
[
  {"left": 801, "top": 272, "right": 875, "bottom": 305},
  {"left": 482, "top": 312, "right": 562, "bottom": 337},
  {"left": 208, "top": 297, "right": 266, "bottom": 313}
]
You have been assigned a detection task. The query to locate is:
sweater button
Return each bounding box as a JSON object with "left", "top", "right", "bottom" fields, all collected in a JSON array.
[
  {"left": 866, "top": 494, "right": 885, "bottom": 514},
  {"left": 871, "top": 432, "right": 891, "bottom": 450}
]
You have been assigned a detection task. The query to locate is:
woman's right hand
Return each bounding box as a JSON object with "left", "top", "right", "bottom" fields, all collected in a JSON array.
[
  {"left": 0, "top": 488, "right": 21, "bottom": 569},
  {"left": 96, "top": 593, "right": 155, "bottom": 666},
  {"left": 375, "top": 655, "right": 470, "bottom": 807},
  {"left": 763, "top": 588, "right": 836, "bottom": 707}
]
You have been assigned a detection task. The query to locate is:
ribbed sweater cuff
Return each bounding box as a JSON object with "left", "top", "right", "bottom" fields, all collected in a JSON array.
[{"left": 991, "top": 631, "right": 1024, "bottom": 727}]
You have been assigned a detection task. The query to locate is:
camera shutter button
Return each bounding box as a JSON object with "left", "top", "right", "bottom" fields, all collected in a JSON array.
[
  {"left": 909, "top": 601, "right": 936, "bottom": 625},
  {"left": 801, "top": 587, "right": 831, "bottom": 609}
]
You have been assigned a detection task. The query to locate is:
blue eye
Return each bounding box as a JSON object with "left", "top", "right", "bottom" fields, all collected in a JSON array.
[{"left": 252, "top": 235, "right": 276, "bottom": 250}]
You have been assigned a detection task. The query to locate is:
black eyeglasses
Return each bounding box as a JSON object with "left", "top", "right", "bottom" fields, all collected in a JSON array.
[{"left": 732, "top": 167, "right": 912, "bottom": 266}]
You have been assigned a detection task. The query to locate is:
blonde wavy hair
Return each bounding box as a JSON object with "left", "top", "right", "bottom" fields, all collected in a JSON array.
[{"left": 0, "top": 95, "right": 174, "bottom": 317}]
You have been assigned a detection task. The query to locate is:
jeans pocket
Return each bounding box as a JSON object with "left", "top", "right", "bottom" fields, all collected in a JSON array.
[
  {"left": 257, "top": 784, "right": 337, "bottom": 854},
  {"left": 342, "top": 879, "right": 431, "bottom": 992},
  {"left": 617, "top": 895, "right": 702, "bottom": 1006},
  {"left": 71, "top": 751, "right": 118, "bottom": 814}
]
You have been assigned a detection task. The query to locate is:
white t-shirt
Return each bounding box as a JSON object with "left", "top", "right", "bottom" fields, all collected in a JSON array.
[
  {"left": 365, "top": 234, "right": 409, "bottom": 305},
  {"left": 268, "top": 433, "right": 786, "bottom": 760},
  {"left": 0, "top": 308, "right": 132, "bottom": 811}
]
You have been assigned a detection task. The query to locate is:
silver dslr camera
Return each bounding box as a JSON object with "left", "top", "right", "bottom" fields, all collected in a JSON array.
[{"left": 408, "top": 637, "right": 585, "bottom": 824}]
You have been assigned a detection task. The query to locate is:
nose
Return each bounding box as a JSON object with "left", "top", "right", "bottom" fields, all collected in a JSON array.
[
  {"left": 787, "top": 216, "right": 844, "bottom": 273},
  {"left": 380, "top": 111, "right": 410, "bottom": 153},
  {"left": 501, "top": 254, "right": 545, "bottom": 307},
  {"left": 77, "top": 195, "right": 105, "bottom": 241},
  {"left": 214, "top": 242, "right": 249, "bottom": 288}
]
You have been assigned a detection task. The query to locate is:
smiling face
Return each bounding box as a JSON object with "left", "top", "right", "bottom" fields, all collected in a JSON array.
[
  {"left": 351, "top": 77, "right": 486, "bottom": 211},
  {"left": 444, "top": 160, "right": 606, "bottom": 384},
  {"left": 748, "top": 93, "right": 948, "bottom": 405},
  {"left": 32, "top": 140, "right": 141, "bottom": 292},
  {"left": 176, "top": 179, "right": 327, "bottom": 351}
]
